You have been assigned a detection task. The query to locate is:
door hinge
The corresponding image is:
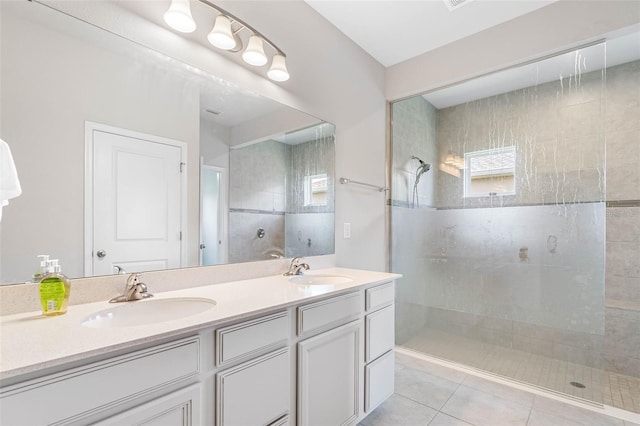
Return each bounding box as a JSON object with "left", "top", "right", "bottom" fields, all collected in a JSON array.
[
  {"left": 180, "top": 162, "right": 186, "bottom": 173},
  {"left": 179, "top": 231, "right": 183, "bottom": 241}
]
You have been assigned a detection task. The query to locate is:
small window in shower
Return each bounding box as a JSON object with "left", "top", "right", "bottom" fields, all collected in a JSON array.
[
  {"left": 304, "top": 173, "right": 328, "bottom": 206},
  {"left": 464, "top": 146, "right": 516, "bottom": 198}
]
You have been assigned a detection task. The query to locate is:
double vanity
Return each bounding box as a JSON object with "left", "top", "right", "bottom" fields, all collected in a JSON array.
[{"left": 0, "top": 268, "right": 399, "bottom": 425}]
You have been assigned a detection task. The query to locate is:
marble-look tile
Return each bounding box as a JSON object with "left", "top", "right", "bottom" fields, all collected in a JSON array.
[
  {"left": 360, "top": 394, "right": 437, "bottom": 426},
  {"left": 428, "top": 412, "right": 474, "bottom": 426},
  {"left": 460, "top": 375, "right": 536, "bottom": 407},
  {"left": 606, "top": 276, "right": 640, "bottom": 307},
  {"left": 531, "top": 396, "right": 624, "bottom": 426},
  {"left": 607, "top": 241, "right": 640, "bottom": 278},
  {"left": 440, "top": 385, "right": 532, "bottom": 425},
  {"left": 528, "top": 408, "right": 622, "bottom": 426},
  {"left": 395, "top": 352, "right": 468, "bottom": 384},
  {"left": 606, "top": 207, "right": 640, "bottom": 243},
  {"left": 395, "top": 365, "right": 461, "bottom": 410}
]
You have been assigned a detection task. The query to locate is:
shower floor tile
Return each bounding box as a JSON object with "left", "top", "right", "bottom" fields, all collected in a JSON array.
[
  {"left": 401, "top": 327, "right": 640, "bottom": 414},
  {"left": 359, "top": 351, "right": 639, "bottom": 426}
]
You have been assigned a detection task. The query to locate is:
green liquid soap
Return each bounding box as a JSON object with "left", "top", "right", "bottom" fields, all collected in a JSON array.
[
  {"left": 40, "top": 276, "right": 70, "bottom": 316},
  {"left": 38, "top": 259, "right": 71, "bottom": 316}
]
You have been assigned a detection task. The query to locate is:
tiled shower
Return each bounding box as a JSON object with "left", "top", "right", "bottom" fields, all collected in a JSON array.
[
  {"left": 390, "top": 38, "right": 639, "bottom": 413},
  {"left": 228, "top": 125, "right": 335, "bottom": 263}
]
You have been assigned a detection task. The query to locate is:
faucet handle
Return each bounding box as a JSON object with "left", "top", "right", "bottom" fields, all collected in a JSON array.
[{"left": 126, "top": 273, "right": 140, "bottom": 285}]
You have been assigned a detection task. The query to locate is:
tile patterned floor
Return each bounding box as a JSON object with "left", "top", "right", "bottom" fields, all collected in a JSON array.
[
  {"left": 401, "top": 328, "right": 640, "bottom": 414},
  {"left": 359, "top": 352, "right": 640, "bottom": 426}
]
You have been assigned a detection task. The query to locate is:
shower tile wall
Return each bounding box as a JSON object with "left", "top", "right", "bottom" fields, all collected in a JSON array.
[
  {"left": 392, "top": 59, "right": 640, "bottom": 387},
  {"left": 228, "top": 135, "right": 335, "bottom": 262},
  {"left": 285, "top": 213, "right": 334, "bottom": 257},
  {"left": 228, "top": 140, "right": 289, "bottom": 263},
  {"left": 604, "top": 60, "right": 640, "bottom": 378},
  {"left": 391, "top": 97, "right": 438, "bottom": 207},
  {"left": 435, "top": 68, "right": 605, "bottom": 208},
  {"left": 285, "top": 136, "right": 335, "bottom": 258}
]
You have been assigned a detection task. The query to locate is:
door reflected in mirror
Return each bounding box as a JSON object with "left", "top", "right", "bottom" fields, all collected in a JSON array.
[{"left": 0, "top": 1, "right": 335, "bottom": 285}]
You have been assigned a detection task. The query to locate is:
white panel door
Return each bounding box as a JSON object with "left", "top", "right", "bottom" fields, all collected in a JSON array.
[
  {"left": 298, "top": 320, "right": 361, "bottom": 426},
  {"left": 89, "top": 125, "right": 184, "bottom": 276}
]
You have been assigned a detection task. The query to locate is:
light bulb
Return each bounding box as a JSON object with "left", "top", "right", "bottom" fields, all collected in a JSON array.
[
  {"left": 242, "top": 35, "right": 268, "bottom": 66},
  {"left": 207, "top": 15, "right": 236, "bottom": 50},
  {"left": 163, "top": 0, "right": 196, "bottom": 33},
  {"left": 268, "top": 54, "right": 290, "bottom": 82}
]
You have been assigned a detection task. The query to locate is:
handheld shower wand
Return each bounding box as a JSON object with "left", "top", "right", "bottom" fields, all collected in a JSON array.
[{"left": 411, "top": 156, "right": 431, "bottom": 207}]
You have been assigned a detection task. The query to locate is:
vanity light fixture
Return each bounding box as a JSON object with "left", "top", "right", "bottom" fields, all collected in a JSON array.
[
  {"left": 242, "top": 35, "right": 268, "bottom": 66},
  {"left": 164, "top": 0, "right": 290, "bottom": 82},
  {"left": 207, "top": 15, "right": 236, "bottom": 50},
  {"left": 163, "top": 0, "right": 197, "bottom": 33}
]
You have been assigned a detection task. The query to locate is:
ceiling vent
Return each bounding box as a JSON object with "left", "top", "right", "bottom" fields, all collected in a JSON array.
[{"left": 444, "top": 0, "right": 475, "bottom": 11}]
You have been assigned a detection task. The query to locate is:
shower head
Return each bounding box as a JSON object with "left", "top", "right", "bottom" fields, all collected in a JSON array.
[{"left": 411, "top": 156, "right": 431, "bottom": 172}]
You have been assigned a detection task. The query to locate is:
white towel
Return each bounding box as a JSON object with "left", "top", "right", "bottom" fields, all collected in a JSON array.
[{"left": 0, "top": 138, "right": 22, "bottom": 222}]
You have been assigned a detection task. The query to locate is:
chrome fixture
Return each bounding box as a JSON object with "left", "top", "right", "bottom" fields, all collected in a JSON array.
[
  {"left": 109, "top": 273, "right": 154, "bottom": 303},
  {"left": 411, "top": 156, "right": 432, "bottom": 208},
  {"left": 257, "top": 227, "right": 266, "bottom": 239},
  {"left": 113, "top": 265, "right": 126, "bottom": 274},
  {"left": 339, "top": 177, "right": 388, "bottom": 192},
  {"left": 163, "top": 0, "right": 290, "bottom": 82},
  {"left": 411, "top": 156, "right": 431, "bottom": 183},
  {"left": 284, "top": 257, "right": 310, "bottom": 276}
]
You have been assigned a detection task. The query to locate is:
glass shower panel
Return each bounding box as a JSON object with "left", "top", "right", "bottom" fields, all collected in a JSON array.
[{"left": 391, "top": 43, "right": 607, "bottom": 404}]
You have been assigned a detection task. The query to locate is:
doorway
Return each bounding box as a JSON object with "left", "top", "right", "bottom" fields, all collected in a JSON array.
[
  {"left": 84, "top": 122, "right": 187, "bottom": 276},
  {"left": 200, "top": 163, "right": 226, "bottom": 265}
]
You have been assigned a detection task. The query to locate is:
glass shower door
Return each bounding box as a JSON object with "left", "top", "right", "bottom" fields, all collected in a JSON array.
[{"left": 390, "top": 42, "right": 607, "bottom": 404}]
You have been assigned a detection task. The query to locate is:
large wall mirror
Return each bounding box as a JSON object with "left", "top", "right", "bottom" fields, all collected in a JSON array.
[{"left": 0, "top": 1, "right": 335, "bottom": 285}]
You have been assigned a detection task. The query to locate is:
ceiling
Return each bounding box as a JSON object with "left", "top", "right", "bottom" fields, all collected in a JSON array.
[{"left": 304, "top": 0, "right": 558, "bottom": 67}]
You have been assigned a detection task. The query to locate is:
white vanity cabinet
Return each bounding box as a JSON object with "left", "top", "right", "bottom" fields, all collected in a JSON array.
[
  {"left": 0, "top": 337, "right": 202, "bottom": 426},
  {"left": 298, "top": 320, "right": 362, "bottom": 426},
  {"left": 296, "top": 291, "right": 363, "bottom": 426},
  {"left": 214, "top": 311, "right": 291, "bottom": 426},
  {"left": 363, "top": 282, "right": 395, "bottom": 413},
  {"left": 0, "top": 277, "right": 398, "bottom": 426}
]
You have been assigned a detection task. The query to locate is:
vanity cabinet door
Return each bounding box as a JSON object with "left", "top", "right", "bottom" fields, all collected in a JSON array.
[
  {"left": 216, "top": 348, "right": 290, "bottom": 426},
  {"left": 298, "top": 320, "right": 362, "bottom": 426},
  {"left": 94, "top": 384, "right": 201, "bottom": 426}
]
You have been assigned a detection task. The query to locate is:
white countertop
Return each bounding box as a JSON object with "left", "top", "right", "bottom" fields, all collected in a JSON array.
[{"left": 0, "top": 268, "right": 399, "bottom": 382}]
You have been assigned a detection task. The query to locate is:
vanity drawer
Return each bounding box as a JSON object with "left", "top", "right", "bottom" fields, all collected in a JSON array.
[
  {"left": 297, "top": 292, "right": 362, "bottom": 336},
  {"left": 365, "top": 282, "right": 394, "bottom": 312},
  {"left": 216, "top": 311, "right": 289, "bottom": 366},
  {"left": 216, "top": 348, "right": 290, "bottom": 426},
  {"left": 0, "top": 337, "right": 200, "bottom": 426},
  {"left": 365, "top": 304, "right": 395, "bottom": 362}
]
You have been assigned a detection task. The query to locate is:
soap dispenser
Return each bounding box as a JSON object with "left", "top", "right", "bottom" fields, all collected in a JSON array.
[
  {"left": 39, "top": 259, "right": 71, "bottom": 316},
  {"left": 33, "top": 254, "right": 50, "bottom": 283}
]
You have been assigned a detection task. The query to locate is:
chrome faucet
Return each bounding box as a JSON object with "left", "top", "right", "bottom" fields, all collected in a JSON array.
[
  {"left": 284, "top": 257, "right": 310, "bottom": 276},
  {"left": 109, "top": 273, "right": 153, "bottom": 303}
]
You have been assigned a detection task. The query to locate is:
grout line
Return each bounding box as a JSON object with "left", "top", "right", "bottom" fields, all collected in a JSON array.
[
  {"left": 395, "top": 347, "right": 640, "bottom": 425},
  {"left": 525, "top": 405, "right": 534, "bottom": 426}
]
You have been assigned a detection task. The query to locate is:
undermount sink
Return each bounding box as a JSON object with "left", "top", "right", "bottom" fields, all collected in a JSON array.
[
  {"left": 288, "top": 275, "right": 353, "bottom": 285},
  {"left": 82, "top": 297, "right": 216, "bottom": 328}
]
